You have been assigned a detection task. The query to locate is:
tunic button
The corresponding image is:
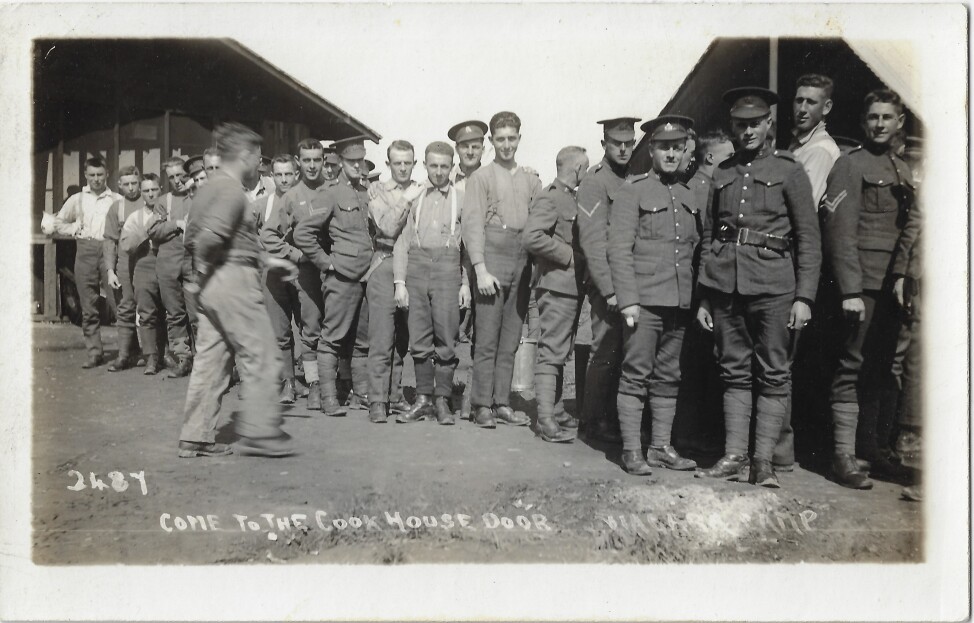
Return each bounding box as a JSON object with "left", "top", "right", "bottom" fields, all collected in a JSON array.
[
  {"left": 740, "top": 199, "right": 745, "bottom": 204},
  {"left": 742, "top": 186, "right": 748, "bottom": 190},
  {"left": 675, "top": 263, "right": 679, "bottom": 267},
  {"left": 746, "top": 163, "right": 751, "bottom": 167},
  {"left": 745, "top": 173, "right": 750, "bottom": 178},
  {"left": 675, "top": 249, "right": 679, "bottom": 253},
  {"left": 675, "top": 236, "right": 680, "bottom": 240},
  {"left": 739, "top": 214, "right": 744, "bottom": 218}
]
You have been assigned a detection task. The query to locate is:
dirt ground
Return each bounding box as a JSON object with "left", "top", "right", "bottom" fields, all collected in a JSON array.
[{"left": 32, "top": 323, "right": 921, "bottom": 565}]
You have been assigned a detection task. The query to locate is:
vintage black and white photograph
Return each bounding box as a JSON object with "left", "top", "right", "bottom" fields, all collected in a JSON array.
[{"left": 0, "top": 2, "right": 968, "bottom": 621}]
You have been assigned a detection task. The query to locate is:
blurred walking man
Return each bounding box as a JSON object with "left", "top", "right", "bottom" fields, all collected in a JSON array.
[{"left": 177, "top": 122, "right": 296, "bottom": 458}]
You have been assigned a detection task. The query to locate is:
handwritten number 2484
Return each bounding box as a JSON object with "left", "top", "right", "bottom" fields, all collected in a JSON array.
[{"left": 66, "top": 471, "right": 147, "bottom": 495}]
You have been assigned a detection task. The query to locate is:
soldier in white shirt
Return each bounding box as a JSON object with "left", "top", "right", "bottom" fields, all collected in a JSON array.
[{"left": 52, "top": 157, "right": 122, "bottom": 367}]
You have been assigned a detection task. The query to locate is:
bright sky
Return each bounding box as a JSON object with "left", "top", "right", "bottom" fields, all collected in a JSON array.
[{"left": 245, "top": 3, "right": 710, "bottom": 184}]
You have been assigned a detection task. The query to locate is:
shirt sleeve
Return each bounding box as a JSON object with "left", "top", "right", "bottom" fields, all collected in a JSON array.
[
  {"left": 53, "top": 193, "right": 82, "bottom": 237},
  {"left": 147, "top": 198, "right": 180, "bottom": 243},
  {"left": 392, "top": 202, "right": 416, "bottom": 284},
  {"left": 461, "top": 171, "right": 489, "bottom": 266},
  {"left": 370, "top": 186, "right": 412, "bottom": 240},
  {"left": 799, "top": 145, "right": 839, "bottom": 207},
  {"left": 102, "top": 201, "right": 122, "bottom": 272}
]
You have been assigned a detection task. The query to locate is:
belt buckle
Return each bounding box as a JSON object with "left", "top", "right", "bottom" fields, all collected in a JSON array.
[{"left": 736, "top": 227, "right": 749, "bottom": 246}]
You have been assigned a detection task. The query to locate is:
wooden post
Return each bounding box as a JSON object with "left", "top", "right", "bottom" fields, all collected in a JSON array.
[{"left": 162, "top": 109, "right": 171, "bottom": 190}]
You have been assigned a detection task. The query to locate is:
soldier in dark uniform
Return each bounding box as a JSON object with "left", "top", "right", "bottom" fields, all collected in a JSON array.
[
  {"left": 178, "top": 122, "right": 296, "bottom": 458},
  {"left": 607, "top": 116, "right": 701, "bottom": 474},
  {"left": 695, "top": 87, "right": 821, "bottom": 488},
  {"left": 575, "top": 116, "right": 640, "bottom": 443},
  {"left": 821, "top": 89, "right": 920, "bottom": 488},
  {"left": 255, "top": 154, "right": 300, "bottom": 403},
  {"left": 261, "top": 139, "right": 333, "bottom": 410},
  {"left": 522, "top": 146, "right": 591, "bottom": 443},
  {"left": 292, "top": 136, "right": 375, "bottom": 417}
]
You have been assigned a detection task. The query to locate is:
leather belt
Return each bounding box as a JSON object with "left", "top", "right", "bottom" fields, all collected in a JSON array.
[{"left": 717, "top": 225, "right": 791, "bottom": 252}]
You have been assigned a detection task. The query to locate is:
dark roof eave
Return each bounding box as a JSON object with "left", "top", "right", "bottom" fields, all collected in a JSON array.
[{"left": 220, "top": 39, "right": 382, "bottom": 142}]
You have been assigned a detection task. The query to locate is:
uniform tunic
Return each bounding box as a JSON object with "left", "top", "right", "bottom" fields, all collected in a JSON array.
[
  {"left": 575, "top": 158, "right": 627, "bottom": 424},
  {"left": 461, "top": 161, "right": 541, "bottom": 408},
  {"left": 260, "top": 178, "right": 334, "bottom": 362},
  {"left": 179, "top": 169, "right": 284, "bottom": 444},
  {"left": 823, "top": 145, "right": 920, "bottom": 417},
  {"left": 700, "top": 146, "right": 821, "bottom": 396},
  {"left": 292, "top": 172, "right": 373, "bottom": 361},
  {"left": 523, "top": 179, "right": 585, "bottom": 377},
  {"left": 608, "top": 172, "right": 700, "bottom": 398},
  {"left": 53, "top": 185, "right": 121, "bottom": 358},
  {"left": 255, "top": 190, "right": 301, "bottom": 367}
]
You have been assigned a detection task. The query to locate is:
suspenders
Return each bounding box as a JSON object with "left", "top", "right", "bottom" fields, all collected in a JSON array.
[{"left": 414, "top": 186, "right": 458, "bottom": 247}]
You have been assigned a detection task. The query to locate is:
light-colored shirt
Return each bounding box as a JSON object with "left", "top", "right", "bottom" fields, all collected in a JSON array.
[
  {"left": 790, "top": 121, "right": 840, "bottom": 208},
  {"left": 52, "top": 185, "right": 121, "bottom": 240},
  {"left": 392, "top": 182, "right": 464, "bottom": 283},
  {"left": 460, "top": 161, "right": 541, "bottom": 266},
  {"left": 368, "top": 179, "right": 414, "bottom": 251}
]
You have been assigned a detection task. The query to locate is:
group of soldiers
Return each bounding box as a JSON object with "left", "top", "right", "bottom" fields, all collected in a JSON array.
[{"left": 51, "top": 74, "right": 921, "bottom": 497}]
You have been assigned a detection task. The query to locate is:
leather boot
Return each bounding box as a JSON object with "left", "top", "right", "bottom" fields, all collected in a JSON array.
[
  {"left": 537, "top": 415, "right": 575, "bottom": 443},
  {"left": 143, "top": 353, "right": 161, "bottom": 376},
  {"left": 749, "top": 458, "right": 780, "bottom": 488},
  {"left": 646, "top": 445, "right": 697, "bottom": 471},
  {"left": 473, "top": 406, "right": 496, "bottom": 429},
  {"left": 621, "top": 450, "right": 653, "bottom": 475},
  {"left": 388, "top": 398, "right": 412, "bottom": 415},
  {"left": 278, "top": 379, "right": 296, "bottom": 405},
  {"left": 346, "top": 391, "right": 369, "bottom": 410},
  {"left": 696, "top": 454, "right": 749, "bottom": 479},
  {"left": 168, "top": 356, "right": 193, "bottom": 378},
  {"left": 319, "top": 355, "right": 346, "bottom": 416},
  {"left": 832, "top": 453, "right": 874, "bottom": 490},
  {"left": 109, "top": 327, "right": 138, "bottom": 372},
  {"left": 494, "top": 405, "right": 530, "bottom": 426},
  {"left": 397, "top": 395, "right": 434, "bottom": 423},
  {"left": 435, "top": 396, "right": 455, "bottom": 425},
  {"left": 369, "top": 402, "right": 389, "bottom": 423},
  {"left": 307, "top": 381, "right": 322, "bottom": 410}
]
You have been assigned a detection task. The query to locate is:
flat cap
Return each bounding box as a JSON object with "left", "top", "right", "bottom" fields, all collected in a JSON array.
[
  {"left": 332, "top": 135, "right": 368, "bottom": 160},
  {"left": 183, "top": 155, "right": 204, "bottom": 176},
  {"left": 723, "top": 87, "right": 779, "bottom": 119},
  {"left": 448, "top": 120, "right": 488, "bottom": 143},
  {"left": 597, "top": 117, "right": 640, "bottom": 141},
  {"left": 364, "top": 159, "right": 376, "bottom": 174},
  {"left": 640, "top": 115, "right": 694, "bottom": 141}
]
